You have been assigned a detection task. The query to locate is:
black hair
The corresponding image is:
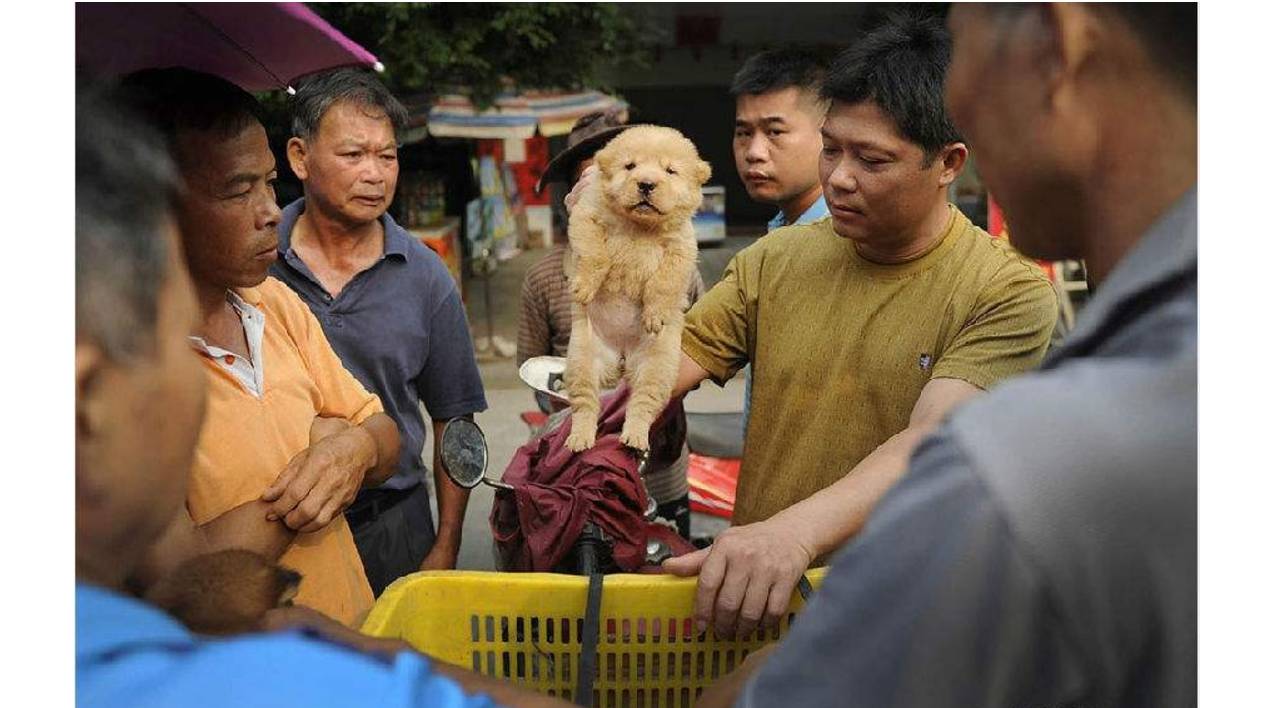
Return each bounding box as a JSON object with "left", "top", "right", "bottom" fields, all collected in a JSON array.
[
  {"left": 730, "top": 48, "right": 827, "bottom": 98},
  {"left": 1102, "top": 3, "right": 1197, "bottom": 99},
  {"left": 76, "top": 86, "right": 181, "bottom": 360},
  {"left": 290, "top": 67, "right": 408, "bottom": 140},
  {"left": 820, "top": 10, "right": 961, "bottom": 163},
  {"left": 118, "top": 67, "right": 264, "bottom": 165}
]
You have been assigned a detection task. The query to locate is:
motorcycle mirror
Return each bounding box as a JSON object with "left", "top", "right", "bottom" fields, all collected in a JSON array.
[{"left": 439, "top": 418, "right": 489, "bottom": 490}]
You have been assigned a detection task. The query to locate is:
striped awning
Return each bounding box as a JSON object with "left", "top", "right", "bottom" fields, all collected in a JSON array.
[{"left": 427, "top": 90, "right": 628, "bottom": 139}]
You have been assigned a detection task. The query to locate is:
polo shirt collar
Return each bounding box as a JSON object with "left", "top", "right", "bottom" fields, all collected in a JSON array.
[
  {"left": 768, "top": 194, "right": 829, "bottom": 230},
  {"left": 76, "top": 582, "right": 194, "bottom": 661},
  {"left": 380, "top": 211, "right": 412, "bottom": 260},
  {"left": 278, "top": 197, "right": 410, "bottom": 263},
  {"left": 1050, "top": 187, "right": 1197, "bottom": 360}
]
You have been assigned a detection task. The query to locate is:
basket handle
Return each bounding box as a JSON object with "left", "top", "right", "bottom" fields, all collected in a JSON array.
[{"left": 575, "top": 572, "right": 603, "bottom": 707}]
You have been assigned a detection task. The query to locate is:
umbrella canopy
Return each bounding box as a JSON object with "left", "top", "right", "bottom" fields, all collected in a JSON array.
[
  {"left": 428, "top": 90, "right": 628, "bottom": 139},
  {"left": 75, "top": 2, "right": 381, "bottom": 92}
]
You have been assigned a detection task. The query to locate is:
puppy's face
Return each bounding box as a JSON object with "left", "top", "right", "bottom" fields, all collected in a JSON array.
[{"left": 595, "top": 126, "right": 712, "bottom": 229}]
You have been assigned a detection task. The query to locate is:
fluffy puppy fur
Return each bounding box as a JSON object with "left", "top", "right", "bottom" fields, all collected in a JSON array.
[
  {"left": 565, "top": 125, "right": 711, "bottom": 452},
  {"left": 148, "top": 549, "right": 301, "bottom": 636}
]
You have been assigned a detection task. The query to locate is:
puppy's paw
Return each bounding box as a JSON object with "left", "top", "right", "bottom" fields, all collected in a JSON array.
[
  {"left": 642, "top": 310, "right": 665, "bottom": 334},
  {"left": 566, "top": 427, "right": 597, "bottom": 452},
  {"left": 619, "top": 421, "right": 651, "bottom": 451}
]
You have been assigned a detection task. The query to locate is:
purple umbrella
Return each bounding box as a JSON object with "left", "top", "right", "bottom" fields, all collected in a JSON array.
[{"left": 76, "top": 2, "right": 381, "bottom": 92}]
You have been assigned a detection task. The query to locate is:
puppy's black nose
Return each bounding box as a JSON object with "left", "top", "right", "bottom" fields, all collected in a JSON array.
[{"left": 638, "top": 181, "right": 656, "bottom": 194}]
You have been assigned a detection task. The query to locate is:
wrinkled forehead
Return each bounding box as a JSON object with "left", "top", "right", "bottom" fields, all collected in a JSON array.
[{"left": 315, "top": 99, "right": 398, "bottom": 146}]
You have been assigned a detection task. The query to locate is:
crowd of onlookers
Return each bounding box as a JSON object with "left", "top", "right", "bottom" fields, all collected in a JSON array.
[{"left": 76, "top": 5, "right": 1195, "bottom": 707}]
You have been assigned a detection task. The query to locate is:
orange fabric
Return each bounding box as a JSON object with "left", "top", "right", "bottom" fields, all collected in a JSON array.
[{"left": 187, "top": 277, "right": 380, "bottom": 626}]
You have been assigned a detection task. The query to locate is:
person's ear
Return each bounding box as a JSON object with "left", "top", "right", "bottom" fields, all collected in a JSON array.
[
  {"left": 936, "top": 143, "right": 969, "bottom": 187},
  {"left": 286, "top": 137, "right": 309, "bottom": 181},
  {"left": 594, "top": 146, "right": 618, "bottom": 178},
  {"left": 1038, "top": 3, "right": 1099, "bottom": 111},
  {"left": 76, "top": 340, "right": 107, "bottom": 443},
  {"left": 694, "top": 158, "right": 712, "bottom": 185}
]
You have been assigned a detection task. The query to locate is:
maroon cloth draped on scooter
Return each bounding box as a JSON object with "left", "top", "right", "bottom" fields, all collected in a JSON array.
[{"left": 491, "top": 383, "right": 694, "bottom": 572}]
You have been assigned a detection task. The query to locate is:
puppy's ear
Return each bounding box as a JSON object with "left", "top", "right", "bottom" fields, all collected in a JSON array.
[
  {"left": 594, "top": 147, "right": 617, "bottom": 178},
  {"left": 693, "top": 159, "right": 712, "bottom": 185}
]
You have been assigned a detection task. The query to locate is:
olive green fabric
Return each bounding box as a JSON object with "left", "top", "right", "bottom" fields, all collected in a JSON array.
[{"left": 682, "top": 206, "right": 1057, "bottom": 525}]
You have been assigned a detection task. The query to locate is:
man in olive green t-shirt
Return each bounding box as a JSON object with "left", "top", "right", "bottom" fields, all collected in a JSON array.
[{"left": 662, "top": 18, "right": 1058, "bottom": 641}]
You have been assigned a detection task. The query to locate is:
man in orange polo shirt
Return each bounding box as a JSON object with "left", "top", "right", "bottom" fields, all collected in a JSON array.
[{"left": 122, "top": 69, "right": 401, "bottom": 626}]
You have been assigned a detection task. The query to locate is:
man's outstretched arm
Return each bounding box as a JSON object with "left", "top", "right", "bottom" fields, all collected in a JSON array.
[
  {"left": 700, "top": 429, "right": 1086, "bottom": 708},
  {"left": 132, "top": 502, "right": 295, "bottom": 593},
  {"left": 672, "top": 351, "right": 712, "bottom": 399},
  {"left": 664, "top": 376, "right": 982, "bottom": 639}
]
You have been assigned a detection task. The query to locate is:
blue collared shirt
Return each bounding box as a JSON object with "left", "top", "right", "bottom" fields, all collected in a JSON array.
[
  {"left": 76, "top": 583, "right": 499, "bottom": 708},
  {"left": 745, "top": 195, "right": 831, "bottom": 430},
  {"left": 272, "top": 200, "right": 488, "bottom": 492},
  {"left": 765, "top": 194, "right": 830, "bottom": 231}
]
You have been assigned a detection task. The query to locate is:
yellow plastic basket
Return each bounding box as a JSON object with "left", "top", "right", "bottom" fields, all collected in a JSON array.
[{"left": 361, "top": 568, "right": 827, "bottom": 707}]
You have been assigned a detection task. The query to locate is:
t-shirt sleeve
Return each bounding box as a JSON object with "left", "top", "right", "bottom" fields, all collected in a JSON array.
[
  {"left": 932, "top": 265, "right": 1058, "bottom": 390},
  {"left": 281, "top": 283, "right": 384, "bottom": 425},
  {"left": 738, "top": 430, "right": 1089, "bottom": 708},
  {"left": 416, "top": 287, "right": 489, "bottom": 420},
  {"left": 681, "top": 254, "right": 753, "bottom": 384}
]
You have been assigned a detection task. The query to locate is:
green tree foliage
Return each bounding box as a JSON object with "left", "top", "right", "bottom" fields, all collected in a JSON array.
[{"left": 311, "top": 3, "right": 655, "bottom": 106}]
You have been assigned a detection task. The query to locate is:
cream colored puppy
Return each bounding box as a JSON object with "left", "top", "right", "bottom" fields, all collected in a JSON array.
[{"left": 564, "top": 125, "right": 711, "bottom": 452}]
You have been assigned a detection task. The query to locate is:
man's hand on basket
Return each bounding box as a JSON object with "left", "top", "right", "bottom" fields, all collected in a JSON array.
[{"left": 662, "top": 519, "right": 814, "bottom": 640}]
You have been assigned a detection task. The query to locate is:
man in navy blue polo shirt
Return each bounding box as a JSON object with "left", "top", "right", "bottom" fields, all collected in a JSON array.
[{"left": 273, "top": 69, "right": 487, "bottom": 593}]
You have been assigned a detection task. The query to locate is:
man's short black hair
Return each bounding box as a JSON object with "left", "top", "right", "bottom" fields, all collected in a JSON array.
[
  {"left": 118, "top": 67, "right": 264, "bottom": 165},
  {"left": 290, "top": 67, "right": 408, "bottom": 140},
  {"left": 1100, "top": 3, "right": 1197, "bottom": 100},
  {"left": 820, "top": 11, "right": 961, "bottom": 162},
  {"left": 77, "top": 86, "right": 181, "bottom": 360},
  {"left": 730, "top": 48, "right": 827, "bottom": 99}
]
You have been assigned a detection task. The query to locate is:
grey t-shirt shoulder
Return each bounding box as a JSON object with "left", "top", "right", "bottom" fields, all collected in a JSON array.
[{"left": 741, "top": 430, "right": 1089, "bottom": 708}]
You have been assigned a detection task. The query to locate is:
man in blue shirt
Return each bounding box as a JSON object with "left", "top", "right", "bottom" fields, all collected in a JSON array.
[
  {"left": 75, "top": 88, "right": 561, "bottom": 708},
  {"left": 731, "top": 49, "right": 831, "bottom": 231},
  {"left": 273, "top": 69, "right": 488, "bottom": 593},
  {"left": 730, "top": 49, "right": 831, "bottom": 429}
]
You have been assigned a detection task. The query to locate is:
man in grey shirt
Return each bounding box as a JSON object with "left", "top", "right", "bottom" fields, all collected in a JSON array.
[{"left": 706, "top": 5, "right": 1196, "bottom": 707}]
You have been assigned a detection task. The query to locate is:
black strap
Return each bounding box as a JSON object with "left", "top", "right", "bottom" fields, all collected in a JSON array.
[
  {"left": 575, "top": 572, "right": 603, "bottom": 706},
  {"left": 796, "top": 574, "right": 814, "bottom": 602}
]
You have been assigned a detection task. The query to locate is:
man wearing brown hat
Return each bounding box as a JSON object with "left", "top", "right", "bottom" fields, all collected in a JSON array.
[{"left": 517, "top": 108, "right": 706, "bottom": 537}]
